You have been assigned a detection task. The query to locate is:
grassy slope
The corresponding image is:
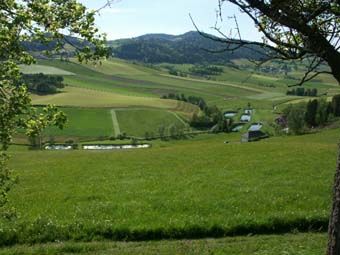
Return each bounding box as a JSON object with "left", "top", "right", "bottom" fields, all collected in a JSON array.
[
  {"left": 116, "top": 108, "right": 188, "bottom": 137},
  {"left": 0, "top": 233, "right": 327, "bottom": 255},
  {"left": 37, "top": 59, "right": 265, "bottom": 107},
  {"left": 44, "top": 108, "right": 113, "bottom": 138},
  {"left": 4, "top": 128, "right": 337, "bottom": 243},
  {"left": 20, "top": 64, "right": 75, "bottom": 76},
  {"left": 29, "top": 58, "right": 339, "bottom": 131},
  {"left": 31, "top": 86, "right": 183, "bottom": 109}
]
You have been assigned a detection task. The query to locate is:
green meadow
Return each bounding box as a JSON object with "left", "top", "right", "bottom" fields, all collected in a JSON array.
[
  {"left": 116, "top": 108, "right": 188, "bottom": 137},
  {"left": 2, "top": 128, "right": 338, "bottom": 245},
  {"left": 44, "top": 108, "right": 113, "bottom": 138},
  {"left": 8, "top": 57, "right": 340, "bottom": 254}
]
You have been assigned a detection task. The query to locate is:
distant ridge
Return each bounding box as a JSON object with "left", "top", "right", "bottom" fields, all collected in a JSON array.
[
  {"left": 110, "top": 31, "right": 267, "bottom": 64},
  {"left": 23, "top": 31, "right": 268, "bottom": 64}
]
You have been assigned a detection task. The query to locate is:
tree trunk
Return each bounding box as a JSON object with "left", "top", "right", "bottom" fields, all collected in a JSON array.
[
  {"left": 323, "top": 48, "right": 340, "bottom": 85},
  {"left": 327, "top": 145, "right": 340, "bottom": 255}
]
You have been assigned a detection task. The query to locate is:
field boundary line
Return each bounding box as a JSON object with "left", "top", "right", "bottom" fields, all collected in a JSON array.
[
  {"left": 168, "top": 111, "right": 189, "bottom": 127},
  {"left": 110, "top": 109, "right": 121, "bottom": 136}
]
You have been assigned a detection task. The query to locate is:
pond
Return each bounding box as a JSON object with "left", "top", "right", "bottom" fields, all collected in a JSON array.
[
  {"left": 82, "top": 144, "right": 151, "bottom": 150},
  {"left": 45, "top": 145, "right": 74, "bottom": 150}
]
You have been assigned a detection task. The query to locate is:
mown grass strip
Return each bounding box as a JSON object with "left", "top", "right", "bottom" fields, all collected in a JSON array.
[
  {"left": 168, "top": 111, "right": 189, "bottom": 127},
  {"left": 110, "top": 109, "right": 121, "bottom": 136}
]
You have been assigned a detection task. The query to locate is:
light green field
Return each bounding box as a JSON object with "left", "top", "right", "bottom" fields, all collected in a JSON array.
[
  {"left": 116, "top": 108, "right": 188, "bottom": 137},
  {"left": 0, "top": 233, "right": 327, "bottom": 255},
  {"left": 25, "top": 58, "right": 339, "bottom": 128},
  {"left": 31, "top": 86, "right": 193, "bottom": 111},
  {"left": 20, "top": 64, "right": 75, "bottom": 76},
  {"left": 44, "top": 108, "right": 113, "bottom": 138},
  {"left": 80, "top": 58, "right": 150, "bottom": 76},
  {"left": 36, "top": 59, "right": 270, "bottom": 108},
  {"left": 3, "top": 128, "right": 338, "bottom": 244}
]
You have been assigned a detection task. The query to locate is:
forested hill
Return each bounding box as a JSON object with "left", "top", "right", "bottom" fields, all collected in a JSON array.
[
  {"left": 110, "top": 31, "right": 267, "bottom": 64},
  {"left": 23, "top": 31, "right": 268, "bottom": 64}
]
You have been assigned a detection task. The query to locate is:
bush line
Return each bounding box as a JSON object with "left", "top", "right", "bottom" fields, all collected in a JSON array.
[{"left": 0, "top": 217, "right": 328, "bottom": 246}]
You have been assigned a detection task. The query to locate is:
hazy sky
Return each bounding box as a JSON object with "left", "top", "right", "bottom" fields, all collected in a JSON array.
[{"left": 78, "top": 0, "right": 262, "bottom": 41}]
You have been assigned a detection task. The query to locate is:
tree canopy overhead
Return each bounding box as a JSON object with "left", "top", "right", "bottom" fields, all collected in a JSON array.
[{"left": 214, "top": 0, "right": 340, "bottom": 84}]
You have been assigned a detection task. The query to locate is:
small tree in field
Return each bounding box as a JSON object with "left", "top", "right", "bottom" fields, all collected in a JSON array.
[
  {"left": 284, "top": 104, "right": 306, "bottom": 135},
  {"left": 332, "top": 95, "right": 340, "bottom": 117},
  {"left": 305, "top": 99, "right": 318, "bottom": 127}
]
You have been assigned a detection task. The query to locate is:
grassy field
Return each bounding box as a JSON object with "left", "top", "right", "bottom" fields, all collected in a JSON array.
[
  {"left": 31, "top": 86, "right": 187, "bottom": 110},
  {"left": 43, "top": 108, "right": 113, "bottom": 138},
  {"left": 20, "top": 64, "right": 75, "bottom": 76},
  {"left": 10, "top": 57, "right": 340, "bottom": 253},
  {"left": 116, "top": 108, "right": 188, "bottom": 137},
  {"left": 31, "top": 58, "right": 339, "bottom": 120},
  {"left": 32, "top": 106, "right": 195, "bottom": 140},
  {"left": 0, "top": 233, "right": 327, "bottom": 255},
  {"left": 2, "top": 128, "right": 337, "bottom": 245},
  {"left": 35, "top": 59, "right": 279, "bottom": 108}
]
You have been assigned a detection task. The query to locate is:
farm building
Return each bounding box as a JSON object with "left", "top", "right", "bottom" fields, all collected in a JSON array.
[
  {"left": 244, "top": 109, "right": 253, "bottom": 115},
  {"left": 241, "top": 130, "right": 269, "bottom": 142},
  {"left": 248, "top": 123, "right": 263, "bottom": 131},
  {"left": 242, "top": 123, "right": 268, "bottom": 142},
  {"left": 224, "top": 111, "right": 237, "bottom": 118},
  {"left": 240, "top": 114, "right": 251, "bottom": 122}
]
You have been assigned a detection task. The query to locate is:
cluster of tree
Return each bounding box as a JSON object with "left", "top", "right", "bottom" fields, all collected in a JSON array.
[
  {"left": 144, "top": 125, "right": 194, "bottom": 141},
  {"left": 258, "top": 63, "right": 294, "bottom": 75},
  {"left": 281, "top": 95, "right": 340, "bottom": 134},
  {"left": 22, "top": 35, "right": 92, "bottom": 57},
  {"left": 332, "top": 95, "right": 340, "bottom": 117},
  {"left": 189, "top": 65, "right": 224, "bottom": 76},
  {"left": 21, "top": 73, "right": 65, "bottom": 94},
  {"left": 161, "top": 93, "right": 207, "bottom": 110},
  {"left": 166, "top": 66, "right": 187, "bottom": 77},
  {"left": 190, "top": 105, "right": 233, "bottom": 132},
  {"left": 286, "top": 87, "right": 318, "bottom": 97},
  {"left": 157, "top": 125, "right": 188, "bottom": 140}
]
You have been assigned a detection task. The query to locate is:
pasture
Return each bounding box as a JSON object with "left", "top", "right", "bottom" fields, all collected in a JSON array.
[
  {"left": 8, "top": 57, "right": 340, "bottom": 254},
  {"left": 43, "top": 108, "right": 113, "bottom": 138},
  {"left": 116, "top": 108, "right": 188, "bottom": 137},
  {"left": 2, "top": 128, "right": 338, "bottom": 245},
  {"left": 31, "top": 86, "right": 184, "bottom": 110},
  {"left": 20, "top": 64, "right": 75, "bottom": 76}
]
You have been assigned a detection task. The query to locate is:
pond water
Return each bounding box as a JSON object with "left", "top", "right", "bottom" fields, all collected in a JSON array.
[
  {"left": 83, "top": 144, "right": 151, "bottom": 150},
  {"left": 45, "top": 145, "right": 73, "bottom": 150}
]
